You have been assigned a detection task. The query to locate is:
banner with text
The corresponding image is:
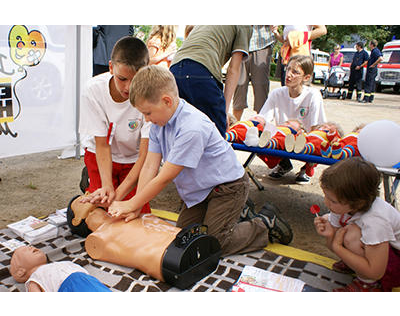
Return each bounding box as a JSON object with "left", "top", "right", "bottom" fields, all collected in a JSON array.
[{"left": 0, "top": 25, "right": 91, "bottom": 158}]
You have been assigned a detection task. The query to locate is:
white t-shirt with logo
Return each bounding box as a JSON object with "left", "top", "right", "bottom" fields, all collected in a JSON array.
[
  {"left": 259, "top": 86, "right": 326, "bottom": 132},
  {"left": 80, "top": 72, "right": 151, "bottom": 164}
]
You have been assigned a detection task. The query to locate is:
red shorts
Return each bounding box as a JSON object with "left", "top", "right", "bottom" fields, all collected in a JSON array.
[
  {"left": 84, "top": 150, "right": 150, "bottom": 214},
  {"left": 381, "top": 245, "right": 400, "bottom": 291}
]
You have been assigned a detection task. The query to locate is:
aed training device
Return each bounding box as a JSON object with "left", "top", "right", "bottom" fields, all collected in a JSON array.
[
  {"left": 162, "top": 224, "right": 222, "bottom": 289},
  {"left": 67, "top": 195, "right": 222, "bottom": 289}
]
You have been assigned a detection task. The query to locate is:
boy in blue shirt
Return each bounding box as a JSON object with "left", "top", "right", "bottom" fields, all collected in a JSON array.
[{"left": 106, "top": 65, "right": 293, "bottom": 256}]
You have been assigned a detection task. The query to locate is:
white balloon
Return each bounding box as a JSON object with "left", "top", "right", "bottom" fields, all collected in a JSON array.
[{"left": 358, "top": 120, "right": 400, "bottom": 168}]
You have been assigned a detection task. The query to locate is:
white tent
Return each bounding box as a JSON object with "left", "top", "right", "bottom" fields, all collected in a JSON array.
[{"left": 0, "top": 25, "right": 92, "bottom": 159}]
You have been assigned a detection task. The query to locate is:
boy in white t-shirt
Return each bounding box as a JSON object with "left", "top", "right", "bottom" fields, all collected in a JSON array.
[
  {"left": 259, "top": 55, "right": 327, "bottom": 183},
  {"left": 79, "top": 36, "right": 151, "bottom": 214}
]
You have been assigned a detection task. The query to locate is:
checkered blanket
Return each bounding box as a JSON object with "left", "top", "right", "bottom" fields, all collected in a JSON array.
[{"left": 0, "top": 223, "right": 353, "bottom": 292}]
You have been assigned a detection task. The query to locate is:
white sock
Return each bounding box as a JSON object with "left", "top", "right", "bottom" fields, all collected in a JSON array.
[{"left": 357, "top": 276, "right": 377, "bottom": 284}]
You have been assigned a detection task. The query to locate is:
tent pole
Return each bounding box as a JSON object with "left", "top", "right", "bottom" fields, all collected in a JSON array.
[{"left": 75, "top": 25, "right": 81, "bottom": 159}]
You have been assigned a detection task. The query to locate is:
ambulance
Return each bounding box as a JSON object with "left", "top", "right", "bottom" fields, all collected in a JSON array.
[
  {"left": 311, "top": 49, "right": 329, "bottom": 83},
  {"left": 376, "top": 39, "right": 400, "bottom": 93}
]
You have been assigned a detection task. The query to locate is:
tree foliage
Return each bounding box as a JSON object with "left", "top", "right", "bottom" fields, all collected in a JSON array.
[
  {"left": 132, "top": 25, "right": 152, "bottom": 42},
  {"left": 312, "top": 25, "right": 396, "bottom": 52},
  {"left": 130, "top": 25, "right": 400, "bottom": 53}
]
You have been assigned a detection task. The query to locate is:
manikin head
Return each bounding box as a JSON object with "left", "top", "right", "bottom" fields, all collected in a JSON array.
[
  {"left": 9, "top": 246, "right": 47, "bottom": 283},
  {"left": 314, "top": 121, "right": 344, "bottom": 137},
  {"left": 250, "top": 115, "right": 266, "bottom": 128},
  {"left": 281, "top": 119, "right": 305, "bottom": 133}
]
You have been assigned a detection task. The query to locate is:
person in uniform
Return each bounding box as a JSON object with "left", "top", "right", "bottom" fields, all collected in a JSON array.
[
  {"left": 346, "top": 42, "right": 369, "bottom": 101},
  {"left": 361, "top": 39, "right": 383, "bottom": 103}
]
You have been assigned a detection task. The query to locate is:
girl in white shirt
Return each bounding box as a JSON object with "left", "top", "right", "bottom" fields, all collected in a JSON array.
[
  {"left": 259, "top": 55, "right": 326, "bottom": 183},
  {"left": 315, "top": 157, "right": 400, "bottom": 292}
]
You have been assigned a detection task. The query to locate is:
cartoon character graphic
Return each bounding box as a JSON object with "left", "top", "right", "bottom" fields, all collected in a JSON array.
[
  {"left": 8, "top": 25, "right": 46, "bottom": 70},
  {"left": 0, "top": 25, "right": 46, "bottom": 137}
]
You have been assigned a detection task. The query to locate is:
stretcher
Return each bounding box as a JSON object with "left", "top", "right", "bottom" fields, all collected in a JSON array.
[{"left": 231, "top": 143, "right": 400, "bottom": 207}]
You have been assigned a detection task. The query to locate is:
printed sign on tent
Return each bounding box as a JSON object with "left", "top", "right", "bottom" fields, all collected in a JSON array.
[{"left": 0, "top": 25, "right": 91, "bottom": 158}]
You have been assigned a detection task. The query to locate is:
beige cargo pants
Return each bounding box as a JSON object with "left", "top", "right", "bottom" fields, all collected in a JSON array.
[{"left": 176, "top": 173, "right": 269, "bottom": 256}]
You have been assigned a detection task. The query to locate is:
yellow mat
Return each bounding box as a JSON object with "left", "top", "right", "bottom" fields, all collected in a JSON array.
[
  {"left": 151, "top": 208, "right": 400, "bottom": 291},
  {"left": 151, "top": 209, "right": 336, "bottom": 270}
]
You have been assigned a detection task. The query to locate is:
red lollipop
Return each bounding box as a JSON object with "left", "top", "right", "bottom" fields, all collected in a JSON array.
[{"left": 310, "top": 204, "right": 320, "bottom": 217}]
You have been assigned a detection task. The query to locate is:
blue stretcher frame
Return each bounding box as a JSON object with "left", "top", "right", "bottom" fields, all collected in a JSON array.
[{"left": 231, "top": 143, "right": 400, "bottom": 208}]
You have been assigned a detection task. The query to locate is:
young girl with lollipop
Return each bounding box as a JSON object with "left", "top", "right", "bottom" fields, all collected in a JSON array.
[{"left": 314, "top": 157, "right": 400, "bottom": 291}]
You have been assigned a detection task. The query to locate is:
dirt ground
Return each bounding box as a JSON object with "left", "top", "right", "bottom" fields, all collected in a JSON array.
[{"left": 1, "top": 81, "right": 399, "bottom": 260}]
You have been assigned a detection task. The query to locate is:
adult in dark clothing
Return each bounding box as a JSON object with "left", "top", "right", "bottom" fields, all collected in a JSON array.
[
  {"left": 361, "top": 39, "right": 383, "bottom": 103},
  {"left": 346, "top": 42, "right": 369, "bottom": 101},
  {"left": 92, "top": 25, "right": 134, "bottom": 76}
]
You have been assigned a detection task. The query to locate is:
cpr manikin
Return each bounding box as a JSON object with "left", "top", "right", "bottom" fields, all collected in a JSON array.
[
  {"left": 67, "top": 195, "right": 221, "bottom": 288},
  {"left": 9, "top": 245, "right": 110, "bottom": 292}
]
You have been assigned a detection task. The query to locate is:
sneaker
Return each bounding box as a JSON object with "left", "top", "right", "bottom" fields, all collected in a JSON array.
[
  {"left": 360, "top": 95, "right": 373, "bottom": 103},
  {"left": 295, "top": 169, "right": 310, "bottom": 184},
  {"left": 79, "top": 166, "right": 89, "bottom": 193},
  {"left": 333, "top": 278, "right": 382, "bottom": 292},
  {"left": 269, "top": 164, "right": 293, "bottom": 179},
  {"left": 239, "top": 198, "right": 258, "bottom": 222},
  {"left": 256, "top": 201, "right": 293, "bottom": 245}
]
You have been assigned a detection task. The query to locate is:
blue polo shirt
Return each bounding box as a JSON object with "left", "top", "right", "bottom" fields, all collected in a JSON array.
[
  {"left": 351, "top": 49, "right": 369, "bottom": 68},
  {"left": 148, "top": 98, "right": 244, "bottom": 207},
  {"left": 367, "top": 47, "right": 382, "bottom": 67}
]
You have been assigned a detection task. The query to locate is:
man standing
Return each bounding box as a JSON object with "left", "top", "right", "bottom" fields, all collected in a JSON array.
[
  {"left": 361, "top": 39, "right": 383, "bottom": 103},
  {"left": 346, "top": 42, "right": 369, "bottom": 101},
  {"left": 170, "top": 25, "right": 252, "bottom": 136},
  {"left": 232, "top": 26, "right": 275, "bottom": 121},
  {"left": 92, "top": 25, "right": 135, "bottom": 76}
]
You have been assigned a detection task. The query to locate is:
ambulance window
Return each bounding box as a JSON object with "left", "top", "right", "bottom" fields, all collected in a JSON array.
[
  {"left": 319, "top": 55, "right": 329, "bottom": 63},
  {"left": 342, "top": 52, "right": 355, "bottom": 63},
  {"left": 381, "top": 51, "right": 400, "bottom": 64}
]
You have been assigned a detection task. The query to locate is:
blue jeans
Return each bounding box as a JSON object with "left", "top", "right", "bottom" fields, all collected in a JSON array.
[{"left": 170, "top": 59, "right": 227, "bottom": 136}]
